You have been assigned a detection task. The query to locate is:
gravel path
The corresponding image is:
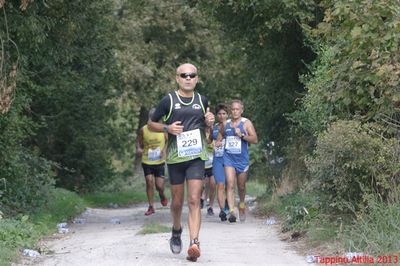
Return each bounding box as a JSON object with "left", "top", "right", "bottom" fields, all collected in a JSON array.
[{"left": 19, "top": 202, "right": 309, "bottom": 266}]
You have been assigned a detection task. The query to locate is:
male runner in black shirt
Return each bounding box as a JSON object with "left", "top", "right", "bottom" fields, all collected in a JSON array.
[{"left": 148, "top": 63, "right": 214, "bottom": 262}]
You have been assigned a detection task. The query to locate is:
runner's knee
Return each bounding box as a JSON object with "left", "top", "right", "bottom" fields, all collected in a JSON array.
[
  {"left": 237, "top": 182, "right": 245, "bottom": 192},
  {"left": 226, "top": 181, "right": 234, "bottom": 191},
  {"left": 146, "top": 177, "right": 154, "bottom": 187},
  {"left": 187, "top": 195, "right": 200, "bottom": 209},
  {"left": 155, "top": 183, "right": 163, "bottom": 192}
]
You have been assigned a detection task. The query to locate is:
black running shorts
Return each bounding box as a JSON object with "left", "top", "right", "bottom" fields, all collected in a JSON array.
[
  {"left": 204, "top": 168, "right": 213, "bottom": 178},
  {"left": 167, "top": 158, "right": 205, "bottom": 185},
  {"left": 142, "top": 163, "right": 165, "bottom": 178}
]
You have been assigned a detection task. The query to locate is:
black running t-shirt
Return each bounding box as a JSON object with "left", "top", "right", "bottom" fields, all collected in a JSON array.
[{"left": 151, "top": 91, "right": 209, "bottom": 164}]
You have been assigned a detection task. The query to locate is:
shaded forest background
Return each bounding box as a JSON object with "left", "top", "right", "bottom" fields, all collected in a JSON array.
[{"left": 0, "top": 0, "right": 399, "bottom": 257}]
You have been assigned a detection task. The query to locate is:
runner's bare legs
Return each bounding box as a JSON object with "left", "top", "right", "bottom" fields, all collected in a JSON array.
[
  {"left": 216, "top": 183, "right": 226, "bottom": 209},
  {"left": 187, "top": 179, "right": 203, "bottom": 240},
  {"left": 145, "top": 175, "right": 155, "bottom": 207},
  {"left": 155, "top": 177, "right": 165, "bottom": 199},
  {"left": 208, "top": 176, "right": 216, "bottom": 208},
  {"left": 225, "top": 166, "right": 236, "bottom": 212},
  {"left": 237, "top": 172, "right": 247, "bottom": 205},
  {"left": 170, "top": 184, "right": 184, "bottom": 230}
]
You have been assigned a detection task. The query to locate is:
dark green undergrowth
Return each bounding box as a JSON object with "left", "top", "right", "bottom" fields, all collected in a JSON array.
[
  {"left": 258, "top": 189, "right": 400, "bottom": 256},
  {"left": 0, "top": 188, "right": 85, "bottom": 266},
  {"left": 259, "top": 190, "right": 345, "bottom": 253},
  {"left": 256, "top": 117, "right": 400, "bottom": 257},
  {"left": 344, "top": 197, "right": 400, "bottom": 256}
]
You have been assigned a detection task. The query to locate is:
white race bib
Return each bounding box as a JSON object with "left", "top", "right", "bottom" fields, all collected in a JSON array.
[
  {"left": 177, "top": 129, "right": 202, "bottom": 157},
  {"left": 148, "top": 147, "right": 161, "bottom": 161},
  {"left": 225, "top": 136, "right": 241, "bottom": 154},
  {"left": 214, "top": 139, "right": 225, "bottom": 157}
]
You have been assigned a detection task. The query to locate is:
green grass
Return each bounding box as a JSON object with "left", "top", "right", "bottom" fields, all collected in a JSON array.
[
  {"left": 0, "top": 245, "right": 16, "bottom": 266},
  {"left": 83, "top": 173, "right": 172, "bottom": 208},
  {"left": 246, "top": 180, "right": 267, "bottom": 198},
  {"left": 306, "top": 215, "right": 344, "bottom": 248},
  {"left": 83, "top": 189, "right": 148, "bottom": 208},
  {"left": 137, "top": 221, "right": 170, "bottom": 235},
  {"left": 344, "top": 199, "right": 400, "bottom": 256},
  {"left": 258, "top": 194, "right": 282, "bottom": 215},
  {"left": 257, "top": 188, "right": 400, "bottom": 257},
  {"left": 32, "top": 189, "right": 86, "bottom": 226},
  {"left": 0, "top": 188, "right": 85, "bottom": 266}
]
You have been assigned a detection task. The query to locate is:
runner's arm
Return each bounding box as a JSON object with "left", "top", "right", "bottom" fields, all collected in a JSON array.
[
  {"left": 148, "top": 96, "right": 169, "bottom": 132},
  {"left": 207, "top": 125, "right": 214, "bottom": 144},
  {"left": 148, "top": 95, "right": 183, "bottom": 135},
  {"left": 202, "top": 96, "right": 215, "bottom": 128},
  {"left": 215, "top": 123, "right": 225, "bottom": 147},
  {"left": 135, "top": 127, "right": 144, "bottom": 156},
  {"left": 242, "top": 120, "right": 258, "bottom": 144},
  {"left": 161, "top": 132, "right": 168, "bottom": 160}
]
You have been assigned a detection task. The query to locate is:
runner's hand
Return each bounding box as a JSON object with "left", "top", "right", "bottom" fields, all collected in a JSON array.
[
  {"left": 235, "top": 127, "right": 242, "bottom": 138},
  {"left": 168, "top": 121, "right": 184, "bottom": 135},
  {"left": 204, "top": 107, "right": 215, "bottom": 127}
]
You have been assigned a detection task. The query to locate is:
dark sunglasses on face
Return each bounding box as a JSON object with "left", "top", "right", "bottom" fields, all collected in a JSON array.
[{"left": 178, "top": 72, "right": 197, "bottom": 79}]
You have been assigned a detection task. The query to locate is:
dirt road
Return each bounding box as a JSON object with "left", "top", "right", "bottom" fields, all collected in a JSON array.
[{"left": 20, "top": 202, "right": 309, "bottom": 266}]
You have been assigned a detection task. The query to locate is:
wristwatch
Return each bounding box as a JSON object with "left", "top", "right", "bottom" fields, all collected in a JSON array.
[{"left": 163, "top": 125, "right": 169, "bottom": 133}]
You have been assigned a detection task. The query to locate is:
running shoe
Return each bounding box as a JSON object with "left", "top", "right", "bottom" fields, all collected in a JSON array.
[
  {"left": 144, "top": 206, "right": 155, "bottom": 216},
  {"left": 160, "top": 196, "right": 168, "bottom": 207},
  {"left": 169, "top": 227, "right": 182, "bottom": 254},
  {"left": 219, "top": 210, "right": 227, "bottom": 221},
  {"left": 186, "top": 238, "right": 201, "bottom": 262},
  {"left": 207, "top": 207, "right": 214, "bottom": 216},
  {"left": 228, "top": 212, "right": 237, "bottom": 223}
]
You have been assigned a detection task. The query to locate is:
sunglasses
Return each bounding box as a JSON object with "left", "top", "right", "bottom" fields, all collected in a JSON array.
[{"left": 178, "top": 72, "right": 197, "bottom": 79}]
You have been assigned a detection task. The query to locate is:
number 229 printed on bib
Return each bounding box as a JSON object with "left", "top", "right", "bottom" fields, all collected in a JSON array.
[{"left": 176, "top": 129, "right": 202, "bottom": 157}]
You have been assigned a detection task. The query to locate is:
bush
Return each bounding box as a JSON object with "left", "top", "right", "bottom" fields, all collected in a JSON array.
[
  {"left": 0, "top": 150, "right": 55, "bottom": 216},
  {"left": 0, "top": 98, "right": 55, "bottom": 216},
  {"left": 306, "top": 120, "right": 399, "bottom": 212},
  {"left": 0, "top": 216, "right": 39, "bottom": 250}
]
